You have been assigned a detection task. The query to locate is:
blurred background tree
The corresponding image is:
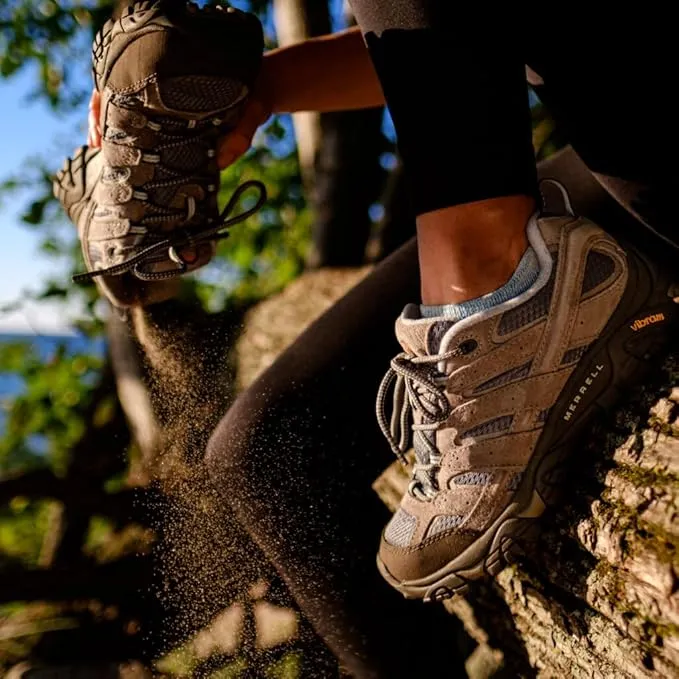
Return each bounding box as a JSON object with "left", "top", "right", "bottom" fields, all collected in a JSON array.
[{"left": 0, "top": 1, "right": 561, "bottom": 676}]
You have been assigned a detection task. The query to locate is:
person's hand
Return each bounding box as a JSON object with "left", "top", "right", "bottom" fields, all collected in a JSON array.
[
  {"left": 88, "top": 89, "right": 102, "bottom": 148},
  {"left": 216, "top": 94, "right": 271, "bottom": 169}
]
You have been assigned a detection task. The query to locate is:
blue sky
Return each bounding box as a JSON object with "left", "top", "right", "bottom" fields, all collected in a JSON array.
[{"left": 0, "top": 68, "right": 87, "bottom": 334}]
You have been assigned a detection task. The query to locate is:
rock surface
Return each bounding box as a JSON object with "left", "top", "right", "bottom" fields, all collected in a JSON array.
[{"left": 233, "top": 267, "right": 372, "bottom": 391}]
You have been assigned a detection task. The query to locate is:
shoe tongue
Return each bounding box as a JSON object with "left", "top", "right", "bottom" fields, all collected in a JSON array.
[{"left": 395, "top": 312, "right": 456, "bottom": 357}]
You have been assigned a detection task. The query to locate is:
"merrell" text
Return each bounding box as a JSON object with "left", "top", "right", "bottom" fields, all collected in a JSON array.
[{"left": 563, "top": 364, "right": 605, "bottom": 422}]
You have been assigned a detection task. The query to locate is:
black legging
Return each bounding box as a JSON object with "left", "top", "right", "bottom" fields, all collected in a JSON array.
[
  {"left": 205, "top": 6, "right": 679, "bottom": 678},
  {"left": 348, "top": 3, "right": 679, "bottom": 250}
]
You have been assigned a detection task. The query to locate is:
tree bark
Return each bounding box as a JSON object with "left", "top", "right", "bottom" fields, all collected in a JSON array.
[{"left": 272, "top": 0, "right": 331, "bottom": 190}]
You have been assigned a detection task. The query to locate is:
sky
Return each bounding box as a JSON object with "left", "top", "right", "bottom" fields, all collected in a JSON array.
[{"left": 0, "top": 68, "right": 87, "bottom": 335}]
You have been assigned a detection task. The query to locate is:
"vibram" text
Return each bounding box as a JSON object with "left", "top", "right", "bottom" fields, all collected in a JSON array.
[{"left": 630, "top": 313, "right": 665, "bottom": 332}]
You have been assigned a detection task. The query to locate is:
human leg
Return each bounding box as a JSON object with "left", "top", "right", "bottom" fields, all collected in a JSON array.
[
  {"left": 342, "top": 2, "right": 679, "bottom": 600},
  {"left": 205, "top": 241, "right": 469, "bottom": 679},
  {"left": 348, "top": 2, "right": 537, "bottom": 305},
  {"left": 526, "top": 18, "right": 679, "bottom": 251}
]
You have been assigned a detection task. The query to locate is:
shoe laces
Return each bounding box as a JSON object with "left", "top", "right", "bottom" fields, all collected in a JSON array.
[
  {"left": 74, "top": 105, "right": 266, "bottom": 284},
  {"left": 376, "top": 340, "right": 477, "bottom": 501},
  {"left": 73, "top": 178, "right": 266, "bottom": 284}
]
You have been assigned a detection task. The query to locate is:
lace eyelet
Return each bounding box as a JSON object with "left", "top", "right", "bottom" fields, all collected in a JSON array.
[{"left": 458, "top": 339, "right": 478, "bottom": 355}]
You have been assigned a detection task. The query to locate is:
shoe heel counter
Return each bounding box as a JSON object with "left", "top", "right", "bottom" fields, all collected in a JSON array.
[{"left": 537, "top": 214, "right": 581, "bottom": 250}]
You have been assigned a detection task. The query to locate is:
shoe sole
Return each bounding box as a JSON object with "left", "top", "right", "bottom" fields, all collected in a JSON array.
[
  {"left": 55, "top": 146, "right": 113, "bottom": 297},
  {"left": 54, "top": 145, "right": 99, "bottom": 227},
  {"left": 92, "top": 1, "right": 248, "bottom": 109},
  {"left": 377, "top": 243, "right": 679, "bottom": 602}
]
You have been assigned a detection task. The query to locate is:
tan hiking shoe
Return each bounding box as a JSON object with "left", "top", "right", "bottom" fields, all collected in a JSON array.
[
  {"left": 71, "top": 1, "right": 264, "bottom": 305},
  {"left": 376, "top": 195, "right": 679, "bottom": 602},
  {"left": 55, "top": 146, "right": 176, "bottom": 306},
  {"left": 56, "top": 144, "right": 263, "bottom": 307}
]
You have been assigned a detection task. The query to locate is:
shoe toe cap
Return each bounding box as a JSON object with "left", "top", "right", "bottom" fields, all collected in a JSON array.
[{"left": 379, "top": 525, "right": 480, "bottom": 584}]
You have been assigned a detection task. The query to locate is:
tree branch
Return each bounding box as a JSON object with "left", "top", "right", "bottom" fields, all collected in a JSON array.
[{"left": 0, "top": 470, "right": 158, "bottom": 525}]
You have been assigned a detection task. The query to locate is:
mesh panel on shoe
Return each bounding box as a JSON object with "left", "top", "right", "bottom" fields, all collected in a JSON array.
[
  {"left": 427, "top": 514, "right": 464, "bottom": 538},
  {"left": 384, "top": 508, "right": 417, "bottom": 548},
  {"left": 427, "top": 320, "right": 455, "bottom": 354},
  {"left": 561, "top": 344, "right": 590, "bottom": 365},
  {"left": 460, "top": 414, "right": 513, "bottom": 440},
  {"left": 149, "top": 185, "right": 180, "bottom": 206},
  {"left": 452, "top": 471, "right": 494, "bottom": 485},
  {"left": 507, "top": 472, "right": 523, "bottom": 491},
  {"left": 497, "top": 255, "right": 557, "bottom": 335},
  {"left": 581, "top": 250, "right": 615, "bottom": 296},
  {"left": 159, "top": 76, "right": 243, "bottom": 112},
  {"left": 162, "top": 144, "right": 207, "bottom": 172},
  {"left": 153, "top": 166, "right": 182, "bottom": 181},
  {"left": 473, "top": 361, "right": 532, "bottom": 393}
]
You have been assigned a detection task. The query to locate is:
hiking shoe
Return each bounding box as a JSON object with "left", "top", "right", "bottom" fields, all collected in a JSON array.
[
  {"left": 54, "top": 146, "right": 175, "bottom": 306},
  {"left": 71, "top": 0, "right": 265, "bottom": 302},
  {"left": 376, "top": 190, "right": 679, "bottom": 602}
]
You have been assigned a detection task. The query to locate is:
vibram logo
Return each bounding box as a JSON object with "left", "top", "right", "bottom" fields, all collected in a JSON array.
[{"left": 630, "top": 313, "right": 665, "bottom": 332}]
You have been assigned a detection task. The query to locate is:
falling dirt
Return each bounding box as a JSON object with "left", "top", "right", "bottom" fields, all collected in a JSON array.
[{"left": 125, "top": 268, "right": 369, "bottom": 672}]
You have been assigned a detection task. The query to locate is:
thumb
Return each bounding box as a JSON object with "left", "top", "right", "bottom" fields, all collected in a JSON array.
[
  {"left": 217, "top": 99, "right": 270, "bottom": 169},
  {"left": 87, "top": 90, "right": 102, "bottom": 148}
]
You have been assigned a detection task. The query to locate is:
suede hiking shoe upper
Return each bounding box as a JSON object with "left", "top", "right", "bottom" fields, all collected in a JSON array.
[
  {"left": 70, "top": 0, "right": 265, "bottom": 303},
  {"left": 376, "top": 200, "right": 679, "bottom": 602}
]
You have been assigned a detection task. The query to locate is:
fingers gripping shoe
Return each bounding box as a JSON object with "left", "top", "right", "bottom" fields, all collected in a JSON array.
[
  {"left": 376, "top": 191, "right": 679, "bottom": 602},
  {"left": 72, "top": 1, "right": 265, "bottom": 305}
]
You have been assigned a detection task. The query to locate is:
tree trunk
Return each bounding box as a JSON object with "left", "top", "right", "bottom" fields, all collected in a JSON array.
[
  {"left": 308, "top": 106, "right": 386, "bottom": 267},
  {"left": 373, "top": 160, "right": 416, "bottom": 261},
  {"left": 107, "top": 312, "right": 160, "bottom": 477},
  {"left": 272, "top": 0, "right": 331, "bottom": 190},
  {"left": 273, "top": 0, "right": 387, "bottom": 267}
]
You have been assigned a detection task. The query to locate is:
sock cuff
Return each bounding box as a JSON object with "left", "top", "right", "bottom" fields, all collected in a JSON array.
[{"left": 420, "top": 246, "right": 540, "bottom": 320}]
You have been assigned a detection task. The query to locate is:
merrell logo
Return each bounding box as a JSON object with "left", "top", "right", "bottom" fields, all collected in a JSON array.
[
  {"left": 630, "top": 313, "right": 665, "bottom": 332},
  {"left": 563, "top": 364, "right": 605, "bottom": 422}
]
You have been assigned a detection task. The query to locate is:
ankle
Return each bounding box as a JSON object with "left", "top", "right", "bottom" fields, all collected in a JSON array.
[{"left": 417, "top": 195, "right": 535, "bottom": 305}]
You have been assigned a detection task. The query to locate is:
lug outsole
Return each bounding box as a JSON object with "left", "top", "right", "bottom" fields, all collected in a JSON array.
[{"left": 92, "top": 1, "right": 171, "bottom": 90}]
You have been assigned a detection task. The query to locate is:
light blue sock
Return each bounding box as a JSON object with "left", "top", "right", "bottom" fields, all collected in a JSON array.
[{"left": 420, "top": 247, "right": 540, "bottom": 320}]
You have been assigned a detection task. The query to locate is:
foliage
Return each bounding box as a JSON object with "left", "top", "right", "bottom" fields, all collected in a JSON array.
[
  {"left": 0, "top": 1, "right": 312, "bottom": 673},
  {"left": 0, "top": 1, "right": 563, "bottom": 674},
  {"left": 0, "top": 0, "right": 114, "bottom": 108},
  {"left": 197, "top": 118, "right": 311, "bottom": 311},
  {"left": 0, "top": 339, "right": 104, "bottom": 476}
]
